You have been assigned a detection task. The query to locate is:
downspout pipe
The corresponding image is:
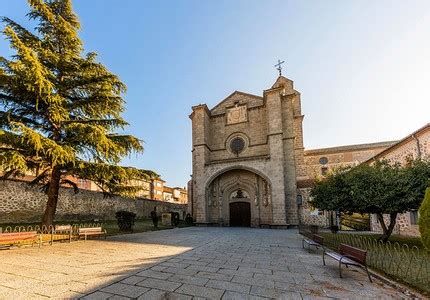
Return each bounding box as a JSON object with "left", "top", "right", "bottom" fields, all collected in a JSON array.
[{"left": 412, "top": 134, "right": 422, "bottom": 159}]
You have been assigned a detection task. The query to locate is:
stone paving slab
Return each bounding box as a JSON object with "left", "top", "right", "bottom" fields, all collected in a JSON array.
[
  {"left": 168, "top": 274, "right": 210, "bottom": 286},
  {"left": 0, "top": 227, "right": 412, "bottom": 299},
  {"left": 137, "top": 289, "right": 193, "bottom": 300},
  {"left": 205, "top": 279, "right": 251, "bottom": 294},
  {"left": 137, "top": 277, "right": 182, "bottom": 292}
]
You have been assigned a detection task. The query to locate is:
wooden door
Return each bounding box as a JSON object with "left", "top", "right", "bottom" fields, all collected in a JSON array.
[{"left": 229, "top": 202, "right": 251, "bottom": 227}]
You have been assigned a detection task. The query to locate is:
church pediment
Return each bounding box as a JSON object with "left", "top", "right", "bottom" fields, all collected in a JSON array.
[
  {"left": 267, "top": 76, "right": 298, "bottom": 95},
  {"left": 210, "top": 91, "right": 263, "bottom": 115}
]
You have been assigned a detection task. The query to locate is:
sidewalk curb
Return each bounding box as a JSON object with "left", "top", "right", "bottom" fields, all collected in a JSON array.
[{"left": 369, "top": 269, "right": 426, "bottom": 299}]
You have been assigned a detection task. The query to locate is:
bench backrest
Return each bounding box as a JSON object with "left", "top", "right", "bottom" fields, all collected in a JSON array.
[
  {"left": 312, "top": 234, "right": 324, "bottom": 245},
  {"left": 339, "top": 243, "right": 367, "bottom": 264},
  {"left": 0, "top": 231, "right": 38, "bottom": 242},
  {"left": 55, "top": 225, "right": 72, "bottom": 232},
  {"left": 79, "top": 227, "right": 103, "bottom": 233}
]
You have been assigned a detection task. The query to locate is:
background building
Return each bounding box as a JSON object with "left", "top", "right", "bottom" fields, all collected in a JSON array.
[
  {"left": 1, "top": 169, "right": 188, "bottom": 204},
  {"left": 367, "top": 123, "right": 430, "bottom": 236},
  {"left": 300, "top": 123, "right": 430, "bottom": 236},
  {"left": 150, "top": 178, "right": 165, "bottom": 200}
]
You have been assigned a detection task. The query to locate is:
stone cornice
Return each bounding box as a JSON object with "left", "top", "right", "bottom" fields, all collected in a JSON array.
[
  {"left": 190, "top": 104, "right": 211, "bottom": 117},
  {"left": 206, "top": 154, "right": 270, "bottom": 165}
]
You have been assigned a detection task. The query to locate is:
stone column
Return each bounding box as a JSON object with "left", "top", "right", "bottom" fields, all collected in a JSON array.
[
  {"left": 264, "top": 86, "right": 287, "bottom": 225},
  {"left": 282, "top": 93, "right": 299, "bottom": 225},
  {"left": 190, "top": 104, "right": 211, "bottom": 223}
]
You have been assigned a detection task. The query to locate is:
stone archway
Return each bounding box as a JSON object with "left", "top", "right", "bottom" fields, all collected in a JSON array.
[{"left": 205, "top": 168, "right": 272, "bottom": 227}]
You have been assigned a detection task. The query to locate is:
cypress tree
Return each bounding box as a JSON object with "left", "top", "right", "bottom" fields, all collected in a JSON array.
[
  {"left": 0, "top": 0, "right": 155, "bottom": 225},
  {"left": 419, "top": 188, "right": 430, "bottom": 251}
]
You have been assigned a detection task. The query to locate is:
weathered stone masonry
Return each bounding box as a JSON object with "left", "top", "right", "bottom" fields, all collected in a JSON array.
[
  {"left": 0, "top": 180, "right": 186, "bottom": 224},
  {"left": 190, "top": 76, "right": 306, "bottom": 227}
]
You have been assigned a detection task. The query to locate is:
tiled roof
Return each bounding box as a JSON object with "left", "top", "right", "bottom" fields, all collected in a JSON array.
[
  {"left": 304, "top": 141, "right": 398, "bottom": 156},
  {"left": 364, "top": 123, "right": 430, "bottom": 163}
]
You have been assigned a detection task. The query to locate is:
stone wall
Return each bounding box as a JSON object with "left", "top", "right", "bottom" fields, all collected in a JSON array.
[
  {"left": 0, "top": 180, "right": 187, "bottom": 224},
  {"left": 373, "top": 125, "right": 430, "bottom": 163},
  {"left": 370, "top": 213, "right": 420, "bottom": 237},
  {"left": 298, "top": 188, "right": 329, "bottom": 226}
]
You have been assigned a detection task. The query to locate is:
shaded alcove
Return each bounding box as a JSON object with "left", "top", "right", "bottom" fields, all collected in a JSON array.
[{"left": 205, "top": 168, "right": 272, "bottom": 227}]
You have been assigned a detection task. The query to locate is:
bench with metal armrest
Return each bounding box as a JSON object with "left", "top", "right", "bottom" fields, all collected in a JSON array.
[
  {"left": 323, "top": 243, "right": 372, "bottom": 282},
  {"left": 302, "top": 234, "right": 324, "bottom": 250},
  {"left": 78, "top": 227, "right": 107, "bottom": 241},
  {"left": 52, "top": 225, "right": 73, "bottom": 243},
  {"left": 0, "top": 231, "right": 42, "bottom": 248}
]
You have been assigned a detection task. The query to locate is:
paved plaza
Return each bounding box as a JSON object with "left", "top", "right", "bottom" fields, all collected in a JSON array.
[{"left": 0, "top": 227, "right": 409, "bottom": 299}]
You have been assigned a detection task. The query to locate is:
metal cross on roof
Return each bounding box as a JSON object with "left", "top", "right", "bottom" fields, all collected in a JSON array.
[{"left": 274, "top": 59, "right": 285, "bottom": 76}]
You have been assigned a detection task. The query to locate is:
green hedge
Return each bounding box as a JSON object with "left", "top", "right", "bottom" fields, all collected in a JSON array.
[{"left": 419, "top": 187, "right": 430, "bottom": 251}]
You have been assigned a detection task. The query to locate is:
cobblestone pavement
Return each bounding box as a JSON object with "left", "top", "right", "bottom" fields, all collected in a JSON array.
[{"left": 0, "top": 227, "right": 409, "bottom": 299}]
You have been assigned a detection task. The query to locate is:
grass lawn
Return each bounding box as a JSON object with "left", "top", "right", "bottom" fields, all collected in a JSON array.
[
  {"left": 0, "top": 218, "right": 191, "bottom": 237},
  {"left": 319, "top": 232, "right": 424, "bottom": 249}
]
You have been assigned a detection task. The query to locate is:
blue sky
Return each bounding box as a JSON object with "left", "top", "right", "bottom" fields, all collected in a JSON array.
[{"left": 2, "top": 0, "right": 430, "bottom": 187}]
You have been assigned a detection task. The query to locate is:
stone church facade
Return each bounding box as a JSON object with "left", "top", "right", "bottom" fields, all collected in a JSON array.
[
  {"left": 189, "top": 76, "right": 307, "bottom": 227},
  {"left": 189, "top": 75, "right": 429, "bottom": 233}
]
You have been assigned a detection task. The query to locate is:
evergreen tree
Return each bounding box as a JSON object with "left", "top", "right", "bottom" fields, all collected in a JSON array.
[{"left": 0, "top": 0, "right": 155, "bottom": 225}]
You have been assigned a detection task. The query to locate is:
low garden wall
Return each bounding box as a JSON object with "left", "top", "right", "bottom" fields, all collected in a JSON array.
[{"left": 0, "top": 180, "right": 186, "bottom": 224}]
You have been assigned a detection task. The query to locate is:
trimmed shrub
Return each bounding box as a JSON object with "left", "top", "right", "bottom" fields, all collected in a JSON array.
[
  {"left": 115, "top": 211, "right": 136, "bottom": 232},
  {"left": 185, "top": 214, "right": 194, "bottom": 225},
  {"left": 419, "top": 187, "right": 430, "bottom": 251},
  {"left": 330, "top": 225, "right": 339, "bottom": 234},
  {"left": 171, "top": 212, "right": 180, "bottom": 227},
  {"left": 310, "top": 225, "right": 319, "bottom": 234}
]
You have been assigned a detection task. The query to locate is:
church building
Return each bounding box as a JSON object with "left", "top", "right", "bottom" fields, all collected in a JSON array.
[
  {"left": 189, "top": 76, "right": 307, "bottom": 227},
  {"left": 189, "top": 74, "right": 429, "bottom": 234}
]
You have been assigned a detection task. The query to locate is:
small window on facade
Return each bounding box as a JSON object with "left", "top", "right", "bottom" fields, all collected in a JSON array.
[
  {"left": 319, "top": 157, "right": 328, "bottom": 165},
  {"left": 230, "top": 137, "right": 246, "bottom": 155},
  {"left": 410, "top": 210, "right": 419, "bottom": 225},
  {"left": 321, "top": 167, "right": 328, "bottom": 176}
]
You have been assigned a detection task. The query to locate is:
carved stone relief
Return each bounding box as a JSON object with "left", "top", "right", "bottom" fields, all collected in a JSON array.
[
  {"left": 263, "top": 182, "right": 271, "bottom": 207},
  {"left": 226, "top": 104, "right": 247, "bottom": 124}
]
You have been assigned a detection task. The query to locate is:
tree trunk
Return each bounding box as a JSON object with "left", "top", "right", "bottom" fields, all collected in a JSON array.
[
  {"left": 376, "top": 212, "right": 398, "bottom": 243},
  {"left": 42, "top": 167, "right": 61, "bottom": 226}
]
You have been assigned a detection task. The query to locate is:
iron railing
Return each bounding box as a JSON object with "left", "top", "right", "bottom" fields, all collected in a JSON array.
[
  {"left": 0, "top": 223, "right": 103, "bottom": 244},
  {"left": 299, "top": 225, "right": 430, "bottom": 294}
]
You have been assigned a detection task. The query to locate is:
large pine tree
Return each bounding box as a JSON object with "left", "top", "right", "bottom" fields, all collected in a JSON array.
[{"left": 0, "top": 0, "right": 155, "bottom": 225}]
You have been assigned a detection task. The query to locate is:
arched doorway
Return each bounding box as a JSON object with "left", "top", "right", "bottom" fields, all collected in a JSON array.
[
  {"left": 205, "top": 168, "right": 272, "bottom": 227},
  {"left": 229, "top": 201, "right": 251, "bottom": 227}
]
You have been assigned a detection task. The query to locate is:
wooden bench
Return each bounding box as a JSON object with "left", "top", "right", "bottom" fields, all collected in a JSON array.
[
  {"left": 323, "top": 243, "right": 372, "bottom": 282},
  {"left": 302, "top": 234, "right": 324, "bottom": 250},
  {"left": 78, "top": 227, "right": 107, "bottom": 241},
  {"left": 0, "top": 231, "right": 41, "bottom": 248},
  {"left": 52, "top": 225, "right": 73, "bottom": 243}
]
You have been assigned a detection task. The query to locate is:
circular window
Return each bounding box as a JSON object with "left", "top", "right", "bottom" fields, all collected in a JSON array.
[
  {"left": 319, "top": 157, "right": 328, "bottom": 165},
  {"left": 230, "top": 137, "right": 245, "bottom": 154}
]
